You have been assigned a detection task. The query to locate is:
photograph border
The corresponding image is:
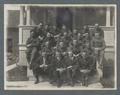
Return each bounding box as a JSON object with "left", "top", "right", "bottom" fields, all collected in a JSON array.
[{"left": 4, "top": 4, "right": 117, "bottom": 90}]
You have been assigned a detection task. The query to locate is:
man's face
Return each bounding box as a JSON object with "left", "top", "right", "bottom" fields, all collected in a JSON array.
[
  {"left": 73, "top": 40, "right": 77, "bottom": 45},
  {"left": 85, "top": 42, "right": 89, "bottom": 47},
  {"left": 47, "top": 32, "right": 51, "bottom": 37},
  {"left": 30, "top": 32, "right": 36, "bottom": 38},
  {"left": 95, "top": 33, "right": 100, "bottom": 38},
  {"left": 81, "top": 52, "right": 86, "bottom": 57},
  {"left": 62, "top": 25, "right": 66, "bottom": 30},
  {"left": 38, "top": 25, "right": 42, "bottom": 29},
  {"left": 63, "top": 32, "right": 67, "bottom": 36},
  {"left": 78, "top": 33, "right": 81, "bottom": 37},
  {"left": 68, "top": 52, "right": 73, "bottom": 57},
  {"left": 59, "top": 42, "right": 64, "bottom": 47},
  {"left": 73, "top": 29, "right": 77, "bottom": 34},
  {"left": 95, "top": 24, "right": 99, "bottom": 28},
  {"left": 56, "top": 52, "right": 60, "bottom": 58},
  {"left": 45, "top": 42, "right": 49, "bottom": 47},
  {"left": 83, "top": 26, "right": 87, "bottom": 29},
  {"left": 53, "top": 25, "right": 56, "bottom": 29}
]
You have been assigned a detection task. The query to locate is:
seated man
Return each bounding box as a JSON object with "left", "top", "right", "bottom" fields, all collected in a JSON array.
[
  {"left": 53, "top": 52, "right": 66, "bottom": 87},
  {"left": 65, "top": 51, "right": 79, "bottom": 86},
  {"left": 79, "top": 50, "right": 95, "bottom": 87}
]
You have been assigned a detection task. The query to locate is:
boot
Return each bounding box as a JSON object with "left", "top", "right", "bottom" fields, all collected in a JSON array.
[
  {"left": 34, "top": 79, "right": 39, "bottom": 84},
  {"left": 34, "top": 76, "right": 39, "bottom": 84}
]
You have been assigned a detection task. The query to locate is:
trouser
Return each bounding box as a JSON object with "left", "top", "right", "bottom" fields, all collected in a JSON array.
[
  {"left": 32, "top": 68, "right": 44, "bottom": 82},
  {"left": 81, "top": 71, "right": 89, "bottom": 87},
  {"left": 26, "top": 48, "right": 32, "bottom": 64},
  {"left": 29, "top": 47, "right": 38, "bottom": 69},
  {"left": 96, "top": 50, "right": 104, "bottom": 78},
  {"left": 30, "top": 47, "right": 38, "bottom": 64},
  {"left": 33, "top": 68, "right": 40, "bottom": 82},
  {"left": 96, "top": 50, "right": 104, "bottom": 65},
  {"left": 55, "top": 70, "right": 65, "bottom": 87},
  {"left": 48, "top": 68, "right": 55, "bottom": 82},
  {"left": 66, "top": 68, "right": 75, "bottom": 86}
]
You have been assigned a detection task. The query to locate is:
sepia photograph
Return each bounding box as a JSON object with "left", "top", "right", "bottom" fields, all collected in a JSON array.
[{"left": 4, "top": 4, "right": 117, "bottom": 90}]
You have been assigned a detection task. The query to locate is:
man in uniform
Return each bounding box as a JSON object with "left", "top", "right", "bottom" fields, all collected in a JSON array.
[
  {"left": 57, "top": 41, "right": 67, "bottom": 57},
  {"left": 69, "top": 39, "right": 81, "bottom": 56},
  {"left": 60, "top": 31, "right": 72, "bottom": 47},
  {"left": 65, "top": 51, "right": 79, "bottom": 86},
  {"left": 32, "top": 51, "right": 47, "bottom": 84},
  {"left": 43, "top": 32, "right": 56, "bottom": 48},
  {"left": 79, "top": 50, "right": 95, "bottom": 86},
  {"left": 91, "top": 31, "right": 106, "bottom": 78},
  {"left": 53, "top": 51, "right": 66, "bottom": 87},
  {"left": 26, "top": 28, "right": 41, "bottom": 69},
  {"left": 36, "top": 23, "right": 46, "bottom": 39},
  {"left": 92, "top": 23, "right": 104, "bottom": 38},
  {"left": 61, "top": 24, "right": 68, "bottom": 34},
  {"left": 26, "top": 28, "right": 45, "bottom": 84},
  {"left": 72, "top": 29, "right": 78, "bottom": 40}
]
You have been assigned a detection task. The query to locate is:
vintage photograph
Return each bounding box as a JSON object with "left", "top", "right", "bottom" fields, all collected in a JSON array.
[{"left": 4, "top": 4, "right": 117, "bottom": 90}]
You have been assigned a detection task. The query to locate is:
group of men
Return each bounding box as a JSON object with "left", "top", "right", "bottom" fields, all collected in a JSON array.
[{"left": 26, "top": 23, "right": 106, "bottom": 87}]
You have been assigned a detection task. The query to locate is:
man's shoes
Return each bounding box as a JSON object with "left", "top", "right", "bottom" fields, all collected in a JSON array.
[
  {"left": 34, "top": 80, "right": 39, "bottom": 84},
  {"left": 70, "top": 82, "right": 74, "bottom": 87},
  {"left": 57, "top": 84, "right": 62, "bottom": 88}
]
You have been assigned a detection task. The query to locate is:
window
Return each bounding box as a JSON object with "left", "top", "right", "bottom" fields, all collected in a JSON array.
[{"left": 7, "top": 38, "right": 13, "bottom": 53}]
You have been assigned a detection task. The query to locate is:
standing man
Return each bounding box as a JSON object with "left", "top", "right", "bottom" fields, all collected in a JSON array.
[
  {"left": 26, "top": 28, "right": 40, "bottom": 69},
  {"left": 91, "top": 31, "right": 106, "bottom": 78},
  {"left": 26, "top": 27, "right": 43, "bottom": 84},
  {"left": 37, "top": 23, "right": 46, "bottom": 39}
]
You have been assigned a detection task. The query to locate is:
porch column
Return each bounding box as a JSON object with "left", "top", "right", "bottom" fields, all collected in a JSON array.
[
  {"left": 19, "top": 6, "right": 24, "bottom": 45},
  {"left": 26, "top": 6, "right": 31, "bottom": 25},
  {"left": 106, "top": 7, "right": 111, "bottom": 26}
]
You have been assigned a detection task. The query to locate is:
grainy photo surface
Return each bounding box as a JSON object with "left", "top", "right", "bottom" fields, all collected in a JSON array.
[{"left": 4, "top": 4, "right": 117, "bottom": 90}]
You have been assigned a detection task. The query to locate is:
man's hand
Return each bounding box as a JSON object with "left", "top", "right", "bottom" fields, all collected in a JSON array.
[
  {"left": 63, "top": 52, "right": 66, "bottom": 55},
  {"left": 40, "top": 64, "right": 44, "bottom": 68},
  {"left": 95, "top": 48, "right": 101, "bottom": 51},
  {"left": 67, "top": 66, "right": 72, "bottom": 69},
  {"left": 27, "top": 44, "right": 31, "bottom": 47},
  {"left": 38, "top": 36, "right": 43, "bottom": 40},
  {"left": 56, "top": 68, "right": 65, "bottom": 72},
  {"left": 40, "top": 64, "right": 48, "bottom": 68}
]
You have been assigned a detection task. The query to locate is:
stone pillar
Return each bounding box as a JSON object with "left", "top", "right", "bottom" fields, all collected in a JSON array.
[
  {"left": 112, "top": 8, "right": 115, "bottom": 26},
  {"left": 19, "top": 6, "right": 26, "bottom": 66},
  {"left": 19, "top": 6, "right": 24, "bottom": 45},
  {"left": 26, "top": 6, "right": 31, "bottom": 25},
  {"left": 20, "top": 6, "right": 24, "bottom": 25},
  {"left": 106, "top": 7, "right": 111, "bottom": 26}
]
